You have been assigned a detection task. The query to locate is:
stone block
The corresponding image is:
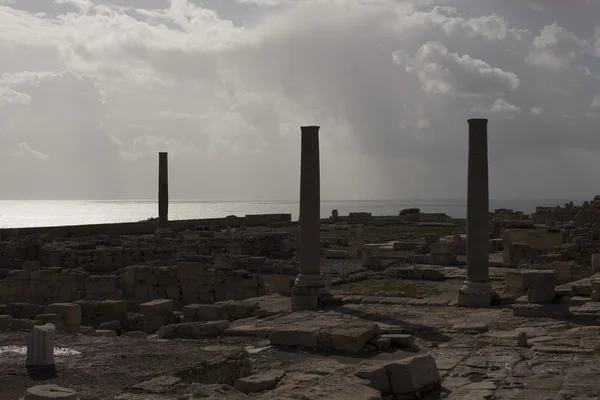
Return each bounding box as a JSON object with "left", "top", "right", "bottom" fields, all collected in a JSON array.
[
  {"left": 382, "top": 333, "right": 416, "bottom": 348},
  {"left": 176, "top": 262, "right": 207, "bottom": 281},
  {"left": 85, "top": 276, "right": 116, "bottom": 295},
  {"left": 325, "top": 320, "right": 380, "bottom": 353},
  {"left": 45, "top": 303, "right": 81, "bottom": 325},
  {"left": 94, "top": 329, "right": 118, "bottom": 337},
  {"left": 97, "top": 300, "right": 127, "bottom": 315},
  {"left": 143, "top": 315, "right": 166, "bottom": 334},
  {"left": 34, "top": 314, "right": 64, "bottom": 328},
  {"left": 219, "top": 300, "right": 259, "bottom": 320},
  {"left": 324, "top": 249, "right": 351, "bottom": 259},
  {"left": 505, "top": 270, "right": 526, "bottom": 294},
  {"left": 269, "top": 324, "right": 321, "bottom": 348},
  {"left": 523, "top": 270, "right": 556, "bottom": 303},
  {"left": 477, "top": 331, "right": 528, "bottom": 347},
  {"left": 430, "top": 241, "right": 453, "bottom": 255},
  {"left": 0, "top": 315, "right": 12, "bottom": 330},
  {"left": 233, "top": 370, "right": 285, "bottom": 394},
  {"left": 157, "top": 320, "right": 229, "bottom": 339},
  {"left": 192, "top": 304, "right": 223, "bottom": 321},
  {"left": 6, "top": 303, "right": 43, "bottom": 319},
  {"left": 11, "top": 319, "right": 43, "bottom": 331},
  {"left": 592, "top": 254, "right": 600, "bottom": 271},
  {"left": 384, "top": 355, "right": 441, "bottom": 398},
  {"left": 354, "top": 361, "right": 391, "bottom": 393},
  {"left": 139, "top": 299, "right": 173, "bottom": 316}
]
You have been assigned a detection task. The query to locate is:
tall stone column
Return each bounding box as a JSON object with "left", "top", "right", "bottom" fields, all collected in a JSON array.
[
  {"left": 458, "top": 119, "right": 494, "bottom": 307},
  {"left": 291, "top": 126, "right": 327, "bottom": 311},
  {"left": 157, "top": 152, "right": 170, "bottom": 233}
]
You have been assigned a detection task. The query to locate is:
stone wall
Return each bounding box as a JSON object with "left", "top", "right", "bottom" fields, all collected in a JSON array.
[
  {"left": 0, "top": 231, "right": 294, "bottom": 276},
  {"left": 0, "top": 263, "right": 265, "bottom": 307},
  {"left": 502, "top": 229, "right": 564, "bottom": 267},
  {"left": 541, "top": 241, "right": 600, "bottom": 266}
]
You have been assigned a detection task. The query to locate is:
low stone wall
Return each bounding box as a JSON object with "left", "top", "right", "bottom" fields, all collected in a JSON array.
[
  {"left": 0, "top": 263, "right": 265, "bottom": 307},
  {"left": 0, "top": 213, "right": 292, "bottom": 239},
  {"left": 0, "top": 231, "right": 294, "bottom": 275}
]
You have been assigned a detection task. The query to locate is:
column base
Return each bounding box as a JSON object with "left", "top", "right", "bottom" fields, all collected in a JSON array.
[
  {"left": 291, "top": 274, "right": 328, "bottom": 311},
  {"left": 458, "top": 281, "right": 494, "bottom": 308},
  {"left": 154, "top": 228, "right": 173, "bottom": 238}
]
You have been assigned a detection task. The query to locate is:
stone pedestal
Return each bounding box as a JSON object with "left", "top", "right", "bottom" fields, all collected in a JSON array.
[
  {"left": 458, "top": 119, "right": 494, "bottom": 307},
  {"left": 26, "top": 323, "right": 55, "bottom": 369},
  {"left": 22, "top": 384, "right": 78, "bottom": 400},
  {"left": 291, "top": 126, "right": 328, "bottom": 311},
  {"left": 157, "top": 152, "right": 170, "bottom": 234},
  {"left": 457, "top": 281, "right": 493, "bottom": 307}
]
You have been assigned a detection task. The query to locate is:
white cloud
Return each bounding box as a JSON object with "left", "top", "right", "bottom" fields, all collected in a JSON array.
[
  {"left": 530, "top": 106, "right": 543, "bottom": 116},
  {"left": 0, "top": 0, "right": 599, "bottom": 201},
  {"left": 399, "top": 41, "right": 520, "bottom": 96},
  {"left": 0, "top": 86, "right": 31, "bottom": 106},
  {"left": 527, "top": 22, "right": 587, "bottom": 69},
  {"left": 12, "top": 142, "right": 49, "bottom": 160},
  {"left": 471, "top": 99, "right": 521, "bottom": 118}
]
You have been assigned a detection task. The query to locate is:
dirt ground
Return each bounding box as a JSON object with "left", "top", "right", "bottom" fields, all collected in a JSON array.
[{"left": 0, "top": 332, "right": 278, "bottom": 399}]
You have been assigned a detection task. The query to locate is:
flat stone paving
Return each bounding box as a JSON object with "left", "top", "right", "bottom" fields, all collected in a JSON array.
[{"left": 3, "top": 294, "right": 600, "bottom": 399}]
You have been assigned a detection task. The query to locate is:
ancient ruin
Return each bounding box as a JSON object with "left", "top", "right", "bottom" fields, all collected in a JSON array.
[
  {"left": 458, "top": 118, "right": 493, "bottom": 307},
  {"left": 3, "top": 122, "right": 600, "bottom": 399},
  {"left": 157, "top": 152, "right": 170, "bottom": 235},
  {"left": 290, "top": 126, "right": 327, "bottom": 312}
]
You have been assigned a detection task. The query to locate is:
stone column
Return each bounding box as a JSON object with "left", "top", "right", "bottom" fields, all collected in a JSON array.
[
  {"left": 291, "top": 126, "right": 327, "bottom": 311},
  {"left": 157, "top": 152, "right": 170, "bottom": 233},
  {"left": 458, "top": 119, "right": 494, "bottom": 307},
  {"left": 26, "top": 323, "right": 55, "bottom": 370}
]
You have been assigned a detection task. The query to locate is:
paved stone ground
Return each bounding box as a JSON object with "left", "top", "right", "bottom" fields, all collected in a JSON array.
[{"left": 3, "top": 288, "right": 600, "bottom": 399}]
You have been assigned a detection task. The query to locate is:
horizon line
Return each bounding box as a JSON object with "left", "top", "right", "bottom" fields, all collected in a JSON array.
[{"left": 0, "top": 198, "right": 586, "bottom": 203}]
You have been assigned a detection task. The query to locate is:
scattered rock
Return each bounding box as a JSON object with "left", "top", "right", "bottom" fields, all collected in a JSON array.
[{"left": 234, "top": 370, "right": 285, "bottom": 393}]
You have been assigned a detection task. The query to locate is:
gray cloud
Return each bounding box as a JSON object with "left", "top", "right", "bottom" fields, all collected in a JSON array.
[{"left": 0, "top": 0, "right": 600, "bottom": 201}]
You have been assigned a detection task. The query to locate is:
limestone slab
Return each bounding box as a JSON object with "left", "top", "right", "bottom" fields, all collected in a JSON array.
[
  {"left": 477, "top": 331, "right": 528, "bottom": 347},
  {"left": 234, "top": 370, "right": 285, "bottom": 394},
  {"left": 158, "top": 320, "right": 229, "bottom": 339}
]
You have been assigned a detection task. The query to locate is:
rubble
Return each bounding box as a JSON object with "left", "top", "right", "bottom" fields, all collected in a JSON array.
[{"left": 4, "top": 196, "right": 600, "bottom": 399}]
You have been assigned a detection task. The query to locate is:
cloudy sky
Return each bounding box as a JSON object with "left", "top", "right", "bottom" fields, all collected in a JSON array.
[{"left": 1, "top": 0, "right": 600, "bottom": 201}]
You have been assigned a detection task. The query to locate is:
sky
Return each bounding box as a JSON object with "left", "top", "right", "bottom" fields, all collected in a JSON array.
[{"left": 1, "top": 0, "right": 600, "bottom": 201}]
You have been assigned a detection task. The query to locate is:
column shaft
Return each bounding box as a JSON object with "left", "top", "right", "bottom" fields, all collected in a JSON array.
[
  {"left": 459, "top": 118, "right": 493, "bottom": 307},
  {"left": 158, "top": 152, "right": 169, "bottom": 229},
  {"left": 466, "top": 119, "right": 489, "bottom": 282},
  {"left": 298, "top": 126, "right": 321, "bottom": 276}
]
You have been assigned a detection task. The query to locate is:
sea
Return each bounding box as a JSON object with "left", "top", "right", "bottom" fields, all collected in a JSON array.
[{"left": 0, "top": 199, "right": 584, "bottom": 229}]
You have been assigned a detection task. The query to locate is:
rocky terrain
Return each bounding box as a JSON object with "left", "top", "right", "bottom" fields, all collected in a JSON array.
[{"left": 3, "top": 202, "right": 600, "bottom": 399}]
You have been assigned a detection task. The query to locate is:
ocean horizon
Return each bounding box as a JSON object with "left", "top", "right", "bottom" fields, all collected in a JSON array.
[{"left": 0, "top": 198, "right": 584, "bottom": 229}]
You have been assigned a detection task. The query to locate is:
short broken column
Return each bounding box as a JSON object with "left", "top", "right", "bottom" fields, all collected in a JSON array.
[
  {"left": 157, "top": 152, "right": 170, "bottom": 234},
  {"left": 291, "top": 126, "right": 327, "bottom": 311},
  {"left": 458, "top": 119, "right": 494, "bottom": 307},
  {"left": 26, "top": 323, "right": 55, "bottom": 370}
]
